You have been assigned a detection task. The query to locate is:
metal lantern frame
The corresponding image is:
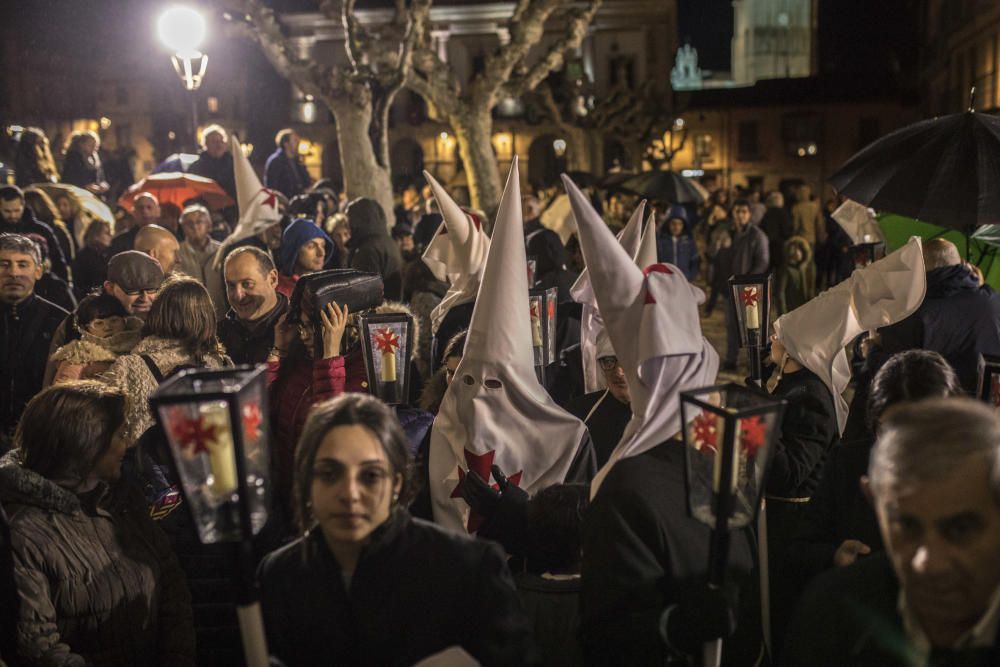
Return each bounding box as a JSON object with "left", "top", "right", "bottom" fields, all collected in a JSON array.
[
  {"left": 150, "top": 364, "right": 271, "bottom": 545},
  {"left": 728, "top": 273, "right": 773, "bottom": 385},
  {"left": 149, "top": 364, "right": 272, "bottom": 667},
  {"left": 977, "top": 353, "right": 1000, "bottom": 407},
  {"left": 358, "top": 312, "right": 415, "bottom": 405},
  {"left": 528, "top": 287, "right": 558, "bottom": 368},
  {"left": 527, "top": 258, "right": 538, "bottom": 287},
  {"left": 850, "top": 241, "right": 887, "bottom": 270}
]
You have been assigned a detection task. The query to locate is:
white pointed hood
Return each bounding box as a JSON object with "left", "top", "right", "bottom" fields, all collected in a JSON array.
[
  {"left": 430, "top": 159, "right": 588, "bottom": 532},
  {"left": 564, "top": 175, "right": 719, "bottom": 496},
  {"left": 774, "top": 236, "right": 925, "bottom": 432},
  {"left": 213, "top": 135, "right": 283, "bottom": 269},
  {"left": 421, "top": 171, "right": 491, "bottom": 335},
  {"left": 571, "top": 201, "right": 647, "bottom": 393},
  {"left": 832, "top": 199, "right": 886, "bottom": 245},
  {"left": 636, "top": 211, "right": 659, "bottom": 270}
]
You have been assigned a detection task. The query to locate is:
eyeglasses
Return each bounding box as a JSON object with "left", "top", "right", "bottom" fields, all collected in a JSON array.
[{"left": 598, "top": 356, "right": 620, "bottom": 371}]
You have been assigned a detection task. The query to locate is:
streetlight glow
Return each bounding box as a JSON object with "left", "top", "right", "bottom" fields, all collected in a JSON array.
[{"left": 158, "top": 6, "right": 207, "bottom": 56}]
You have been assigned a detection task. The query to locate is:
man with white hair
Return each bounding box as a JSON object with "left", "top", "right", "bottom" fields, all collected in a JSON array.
[
  {"left": 176, "top": 204, "right": 225, "bottom": 315},
  {"left": 189, "top": 124, "right": 236, "bottom": 200},
  {"left": 785, "top": 398, "right": 1000, "bottom": 665},
  {"left": 873, "top": 238, "right": 1000, "bottom": 393}
]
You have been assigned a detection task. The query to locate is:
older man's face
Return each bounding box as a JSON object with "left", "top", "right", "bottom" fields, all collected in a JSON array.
[
  {"left": 0, "top": 249, "right": 42, "bottom": 304},
  {"left": 106, "top": 282, "right": 157, "bottom": 316},
  {"left": 205, "top": 131, "right": 227, "bottom": 158},
  {"left": 874, "top": 456, "right": 1000, "bottom": 645},
  {"left": 133, "top": 196, "right": 161, "bottom": 227}
]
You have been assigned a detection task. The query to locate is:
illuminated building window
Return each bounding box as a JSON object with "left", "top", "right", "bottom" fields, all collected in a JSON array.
[{"left": 206, "top": 96, "right": 219, "bottom": 113}]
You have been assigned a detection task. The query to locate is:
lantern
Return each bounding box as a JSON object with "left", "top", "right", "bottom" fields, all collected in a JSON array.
[
  {"left": 527, "top": 258, "right": 538, "bottom": 287},
  {"left": 359, "top": 313, "right": 415, "bottom": 405},
  {"left": 976, "top": 353, "right": 1000, "bottom": 408},
  {"left": 851, "top": 241, "right": 886, "bottom": 270},
  {"left": 150, "top": 365, "right": 272, "bottom": 666},
  {"left": 728, "top": 273, "right": 773, "bottom": 383},
  {"left": 528, "top": 287, "right": 558, "bottom": 368}
]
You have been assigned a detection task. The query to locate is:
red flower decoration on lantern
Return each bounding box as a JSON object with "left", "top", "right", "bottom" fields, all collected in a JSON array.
[
  {"left": 166, "top": 408, "right": 220, "bottom": 456},
  {"left": 739, "top": 415, "right": 767, "bottom": 457},
  {"left": 242, "top": 403, "right": 263, "bottom": 439},
  {"left": 691, "top": 409, "right": 719, "bottom": 454},
  {"left": 740, "top": 286, "right": 759, "bottom": 308},
  {"left": 373, "top": 328, "right": 400, "bottom": 354}
]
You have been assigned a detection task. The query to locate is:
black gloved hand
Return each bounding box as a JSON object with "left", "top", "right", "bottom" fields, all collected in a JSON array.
[
  {"left": 460, "top": 468, "right": 501, "bottom": 518},
  {"left": 658, "top": 582, "right": 737, "bottom": 656}
]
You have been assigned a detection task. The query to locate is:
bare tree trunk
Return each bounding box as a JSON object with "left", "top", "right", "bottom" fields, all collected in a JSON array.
[
  {"left": 453, "top": 107, "right": 502, "bottom": 218},
  {"left": 331, "top": 98, "right": 395, "bottom": 224},
  {"left": 565, "top": 125, "right": 592, "bottom": 172}
]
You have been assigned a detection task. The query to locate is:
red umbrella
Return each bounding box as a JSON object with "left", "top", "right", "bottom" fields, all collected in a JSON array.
[{"left": 119, "top": 171, "right": 235, "bottom": 210}]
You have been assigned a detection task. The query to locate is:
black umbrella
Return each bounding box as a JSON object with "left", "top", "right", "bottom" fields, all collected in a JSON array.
[
  {"left": 620, "top": 170, "right": 707, "bottom": 204},
  {"left": 565, "top": 171, "right": 598, "bottom": 188},
  {"left": 598, "top": 171, "right": 636, "bottom": 189},
  {"left": 829, "top": 110, "right": 1000, "bottom": 232}
]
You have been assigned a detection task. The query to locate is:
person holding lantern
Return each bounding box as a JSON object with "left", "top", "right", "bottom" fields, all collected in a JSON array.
[
  {"left": 0, "top": 381, "right": 195, "bottom": 665},
  {"left": 257, "top": 393, "right": 536, "bottom": 666}
]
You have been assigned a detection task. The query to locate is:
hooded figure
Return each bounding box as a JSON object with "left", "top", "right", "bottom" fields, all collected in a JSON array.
[
  {"left": 571, "top": 201, "right": 647, "bottom": 394},
  {"left": 773, "top": 236, "right": 926, "bottom": 434},
  {"left": 346, "top": 197, "right": 404, "bottom": 301},
  {"left": 429, "top": 158, "right": 593, "bottom": 535},
  {"left": 213, "top": 135, "right": 283, "bottom": 270},
  {"left": 275, "top": 218, "right": 333, "bottom": 296},
  {"left": 566, "top": 176, "right": 760, "bottom": 665},
  {"left": 564, "top": 176, "right": 720, "bottom": 495},
  {"left": 421, "top": 171, "right": 491, "bottom": 337},
  {"left": 776, "top": 235, "right": 816, "bottom": 315}
]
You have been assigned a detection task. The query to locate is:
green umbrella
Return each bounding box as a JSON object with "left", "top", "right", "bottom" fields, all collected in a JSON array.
[{"left": 878, "top": 213, "right": 1000, "bottom": 291}]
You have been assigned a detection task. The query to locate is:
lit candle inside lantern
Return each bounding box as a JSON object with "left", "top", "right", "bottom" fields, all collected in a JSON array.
[
  {"left": 202, "top": 404, "right": 238, "bottom": 496},
  {"left": 742, "top": 287, "right": 760, "bottom": 330},
  {"left": 381, "top": 349, "right": 397, "bottom": 382},
  {"left": 373, "top": 327, "right": 400, "bottom": 383},
  {"left": 530, "top": 301, "right": 543, "bottom": 346},
  {"left": 710, "top": 416, "right": 730, "bottom": 492}
]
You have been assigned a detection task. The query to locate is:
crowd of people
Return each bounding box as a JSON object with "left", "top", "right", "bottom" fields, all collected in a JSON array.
[{"left": 0, "top": 121, "right": 998, "bottom": 667}]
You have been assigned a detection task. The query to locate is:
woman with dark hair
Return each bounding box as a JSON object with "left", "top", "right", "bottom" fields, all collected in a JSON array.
[
  {"left": 0, "top": 381, "right": 194, "bottom": 665},
  {"left": 23, "top": 187, "right": 75, "bottom": 262},
  {"left": 258, "top": 393, "right": 535, "bottom": 666},
  {"left": 105, "top": 276, "right": 230, "bottom": 446},
  {"left": 14, "top": 127, "right": 58, "bottom": 188},
  {"left": 789, "top": 349, "right": 963, "bottom": 586},
  {"left": 72, "top": 218, "right": 113, "bottom": 299},
  {"left": 60, "top": 131, "right": 108, "bottom": 196}
]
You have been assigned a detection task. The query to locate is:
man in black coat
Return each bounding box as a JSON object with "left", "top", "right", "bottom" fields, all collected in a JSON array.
[
  {"left": 0, "top": 186, "right": 68, "bottom": 282},
  {"left": 264, "top": 128, "right": 312, "bottom": 199},
  {"left": 874, "top": 239, "right": 1000, "bottom": 394},
  {"left": 217, "top": 247, "right": 288, "bottom": 366},
  {"left": 346, "top": 197, "right": 403, "bottom": 301},
  {"left": 719, "top": 198, "right": 769, "bottom": 370},
  {"left": 566, "top": 333, "right": 632, "bottom": 468},
  {"left": 188, "top": 125, "right": 237, "bottom": 200},
  {"left": 0, "top": 234, "right": 68, "bottom": 443},
  {"left": 784, "top": 399, "right": 1000, "bottom": 667}
]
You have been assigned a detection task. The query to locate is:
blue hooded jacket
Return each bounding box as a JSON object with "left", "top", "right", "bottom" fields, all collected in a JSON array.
[
  {"left": 277, "top": 218, "right": 334, "bottom": 277},
  {"left": 657, "top": 206, "right": 699, "bottom": 281}
]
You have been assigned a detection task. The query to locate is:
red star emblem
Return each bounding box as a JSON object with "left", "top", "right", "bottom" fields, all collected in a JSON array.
[
  {"left": 691, "top": 409, "right": 719, "bottom": 455},
  {"left": 166, "top": 407, "right": 220, "bottom": 456},
  {"left": 373, "top": 327, "right": 400, "bottom": 354},
  {"left": 461, "top": 208, "right": 483, "bottom": 231},
  {"left": 642, "top": 263, "right": 673, "bottom": 304},
  {"left": 740, "top": 286, "right": 759, "bottom": 308},
  {"left": 450, "top": 448, "right": 523, "bottom": 533},
  {"left": 739, "top": 415, "right": 767, "bottom": 457},
  {"left": 547, "top": 299, "right": 555, "bottom": 320},
  {"left": 258, "top": 187, "right": 278, "bottom": 210},
  {"left": 242, "top": 403, "right": 263, "bottom": 440}
]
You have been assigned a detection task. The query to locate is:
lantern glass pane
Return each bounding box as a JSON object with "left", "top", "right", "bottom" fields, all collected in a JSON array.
[
  {"left": 366, "top": 320, "right": 410, "bottom": 404},
  {"left": 728, "top": 278, "right": 768, "bottom": 348},
  {"left": 681, "top": 385, "right": 784, "bottom": 529},
  {"left": 529, "top": 293, "right": 545, "bottom": 366}
]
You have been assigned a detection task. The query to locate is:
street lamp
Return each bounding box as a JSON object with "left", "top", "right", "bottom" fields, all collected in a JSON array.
[{"left": 158, "top": 6, "right": 208, "bottom": 150}]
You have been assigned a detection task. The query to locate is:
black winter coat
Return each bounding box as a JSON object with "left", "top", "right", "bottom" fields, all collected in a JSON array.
[
  {"left": 0, "top": 294, "right": 68, "bottom": 436},
  {"left": 60, "top": 151, "right": 105, "bottom": 191},
  {"left": 878, "top": 265, "right": 1000, "bottom": 393},
  {"left": 783, "top": 552, "right": 1000, "bottom": 667},
  {"left": 263, "top": 149, "right": 311, "bottom": 199},
  {"left": 258, "top": 510, "right": 537, "bottom": 666},
  {"left": 347, "top": 199, "right": 404, "bottom": 301},
  {"left": 787, "top": 436, "right": 882, "bottom": 587},
  {"left": 566, "top": 389, "right": 631, "bottom": 468},
  {"left": 188, "top": 151, "right": 237, "bottom": 200},
  {"left": 1, "top": 209, "right": 69, "bottom": 281},
  {"left": 580, "top": 439, "right": 762, "bottom": 666},
  {"left": 216, "top": 294, "right": 289, "bottom": 366},
  {"left": 72, "top": 245, "right": 110, "bottom": 299}
]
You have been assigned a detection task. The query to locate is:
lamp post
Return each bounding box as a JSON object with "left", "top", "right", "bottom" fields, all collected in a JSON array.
[
  {"left": 680, "top": 383, "right": 786, "bottom": 667},
  {"left": 728, "top": 273, "right": 773, "bottom": 386},
  {"left": 150, "top": 366, "right": 272, "bottom": 667},
  {"left": 158, "top": 6, "right": 208, "bottom": 150}
]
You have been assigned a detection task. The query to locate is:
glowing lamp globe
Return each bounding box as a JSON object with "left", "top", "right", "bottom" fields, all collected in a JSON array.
[{"left": 158, "top": 6, "right": 207, "bottom": 56}]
